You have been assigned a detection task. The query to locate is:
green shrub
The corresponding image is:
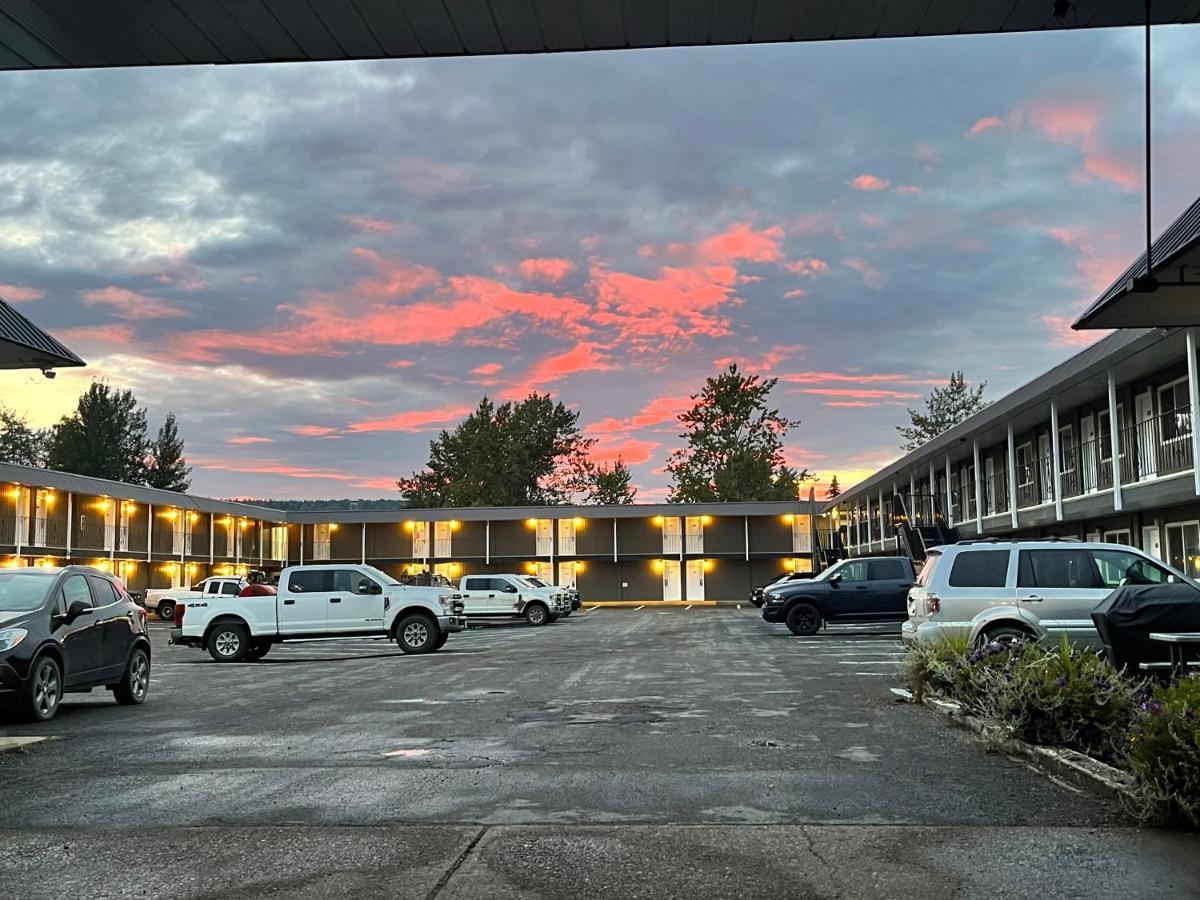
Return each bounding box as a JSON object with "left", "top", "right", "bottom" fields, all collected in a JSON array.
[
  {"left": 982, "top": 640, "right": 1138, "bottom": 757},
  {"left": 1127, "top": 676, "right": 1200, "bottom": 827},
  {"left": 905, "top": 634, "right": 971, "bottom": 703}
]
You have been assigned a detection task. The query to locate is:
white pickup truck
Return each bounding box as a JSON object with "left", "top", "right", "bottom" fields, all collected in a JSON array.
[
  {"left": 456, "top": 574, "right": 570, "bottom": 626},
  {"left": 170, "top": 564, "right": 466, "bottom": 661},
  {"left": 144, "top": 576, "right": 246, "bottom": 622}
]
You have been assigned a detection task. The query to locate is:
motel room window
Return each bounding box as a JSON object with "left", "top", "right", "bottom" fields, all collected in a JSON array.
[
  {"left": 1016, "top": 444, "right": 1034, "bottom": 487},
  {"left": 1058, "top": 426, "right": 1075, "bottom": 474},
  {"left": 312, "top": 523, "right": 331, "bottom": 560},
  {"left": 1166, "top": 521, "right": 1200, "bottom": 579},
  {"left": 1098, "top": 406, "right": 1127, "bottom": 460},
  {"left": 1159, "top": 378, "right": 1192, "bottom": 443}
]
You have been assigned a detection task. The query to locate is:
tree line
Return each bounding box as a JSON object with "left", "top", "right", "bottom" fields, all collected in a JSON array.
[{"left": 0, "top": 381, "right": 191, "bottom": 492}]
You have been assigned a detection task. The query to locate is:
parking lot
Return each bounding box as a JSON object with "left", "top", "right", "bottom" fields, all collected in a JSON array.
[{"left": 2, "top": 608, "right": 1198, "bottom": 898}]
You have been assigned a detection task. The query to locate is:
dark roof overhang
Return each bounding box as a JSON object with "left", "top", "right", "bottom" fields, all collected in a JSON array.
[{"left": 0, "top": 299, "right": 85, "bottom": 370}]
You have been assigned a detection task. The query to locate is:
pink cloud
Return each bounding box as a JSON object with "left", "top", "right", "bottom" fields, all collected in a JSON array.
[
  {"left": 288, "top": 425, "right": 341, "bottom": 438},
  {"left": 783, "top": 258, "right": 830, "bottom": 277},
  {"left": 192, "top": 457, "right": 360, "bottom": 481},
  {"left": 387, "top": 359, "right": 416, "bottom": 369},
  {"left": 591, "top": 437, "right": 660, "bottom": 466},
  {"left": 780, "top": 371, "right": 941, "bottom": 386},
  {"left": 227, "top": 436, "right": 274, "bottom": 445},
  {"left": 894, "top": 185, "right": 922, "bottom": 194},
  {"left": 590, "top": 395, "right": 693, "bottom": 434},
  {"left": 697, "top": 222, "right": 786, "bottom": 264},
  {"left": 348, "top": 248, "right": 441, "bottom": 300},
  {"left": 342, "top": 215, "right": 399, "bottom": 234},
  {"left": 824, "top": 400, "right": 881, "bottom": 408},
  {"left": 589, "top": 264, "right": 738, "bottom": 352},
  {"left": 502, "top": 342, "right": 612, "bottom": 399},
  {"left": 518, "top": 257, "right": 576, "bottom": 284},
  {"left": 783, "top": 289, "right": 807, "bottom": 300},
  {"left": 0, "top": 284, "right": 44, "bottom": 303},
  {"left": 914, "top": 143, "right": 940, "bottom": 164},
  {"left": 843, "top": 257, "right": 884, "bottom": 289},
  {"left": 54, "top": 323, "right": 136, "bottom": 349},
  {"left": 849, "top": 174, "right": 890, "bottom": 191},
  {"left": 347, "top": 405, "right": 475, "bottom": 434},
  {"left": 1042, "top": 314, "right": 1108, "bottom": 348},
  {"left": 797, "top": 387, "right": 921, "bottom": 400},
  {"left": 471, "top": 362, "right": 504, "bottom": 375},
  {"left": 1078, "top": 152, "right": 1140, "bottom": 192},
  {"left": 81, "top": 286, "right": 187, "bottom": 320},
  {"left": 966, "top": 115, "right": 1006, "bottom": 137}
]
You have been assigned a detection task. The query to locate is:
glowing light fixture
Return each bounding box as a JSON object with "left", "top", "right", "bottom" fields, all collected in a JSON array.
[
  {"left": 44, "top": 492, "right": 56, "bottom": 506},
  {"left": 573, "top": 517, "right": 585, "bottom": 528},
  {"left": 783, "top": 514, "right": 795, "bottom": 524},
  {"left": 327, "top": 522, "right": 337, "bottom": 532},
  {"left": 702, "top": 559, "right": 713, "bottom": 572},
  {"left": 700, "top": 515, "right": 712, "bottom": 525},
  {"left": 652, "top": 515, "right": 664, "bottom": 526},
  {"left": 525, "top": 562, "right": 538, "bottom": 574},
  {"left": 525, "top": 518, "right": 538, "bottom": 529},
  {"left": 403, "top": 521, "right": 415, "bottom": 532},
  {"left": 652, "top": 559, "right": 665, "bottom": 574},
  {"left": 449, "top": 519, "right": 460, "bottom": 531},
  {"left": 574, "top": 561, "right": 585, "bottom": 574}
]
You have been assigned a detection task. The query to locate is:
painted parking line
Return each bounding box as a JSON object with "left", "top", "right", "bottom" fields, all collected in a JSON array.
[
  {"left": 634, "top": 605, "right": 645, "bottom": 611},
  {"left": 685, "top": 605, "right": 693, "bottom": 610}
]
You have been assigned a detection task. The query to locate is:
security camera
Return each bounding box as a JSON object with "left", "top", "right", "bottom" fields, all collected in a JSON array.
[{"left": 42, "top": 369, "right": 56, "bottom": 379}]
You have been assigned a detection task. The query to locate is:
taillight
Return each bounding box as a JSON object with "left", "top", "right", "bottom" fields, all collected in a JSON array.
[
  {"left": 175, "top": 603, "right": 185, "bottom": 626},
  {"left": 926, "top": 594, "right": 941, "bottom": 616}
]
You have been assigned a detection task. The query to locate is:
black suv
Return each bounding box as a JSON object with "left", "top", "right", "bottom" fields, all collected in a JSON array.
[
  {"left": 0, "top": 566, "right": 152, "bottom": 722},
  {"left": 761, "top": 556, "right": 914, "bottom": 635}
]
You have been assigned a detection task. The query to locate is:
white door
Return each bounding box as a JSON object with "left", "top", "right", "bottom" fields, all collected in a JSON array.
[
  {"left": 662, "top": 517, "right": 682, "bottom": 555},
  {"left": 327, "top": 569, "right": 386, "bottom": 633},
  {"left": 1135, "top": 391, "right": 1157, "bottom": 479},
  {"left": 1081, "top": 415, "right": 1097, "bottom": 492},
  {"left": 684, "top": 517, "right": 704, "bottom": 554},
  {"left": 34, "top": 490, "right": 48, "bottom": 546},
  {"left": 557, "top": 519, "right": 576, "bottom": 556},
  {"left": 118, "top": 502, "right": 131, "bottom": 551},
  {"left": 459, "top": 575, "right": 496, "bottom": 614},
  {"left": 984, "top": 457, "right": 996, "bottom": 514},
  {"left": 662, "top": 560, "right": 682, "bottom": 601},
  {"left": 103, "top": 502, "right": 117, "bottom": 551},
  {"left": 685, "top": 560, "right": 705, "bottom": 602},
  {"left": 279, "top": 569, "right": 331, "bottom": 634},
  {"left": 557, "top": 562, "right": 577, "bottom": 589},
  {"left": 535, "top": 519, "right": 553, "bottom": 556},
  {"left": 412, "top": 522, "right": 429, "bottom": 559},
  {"left": 434, "top": 521, "right": 453, "bottom": 557},
  {"left": 535, "top": 561, "right": 554, "bottom": 584},
  {"left": 1143, "top": 525, "right": 1163, "bottom": 561},
  {"left": 1038, "top": 433, "right": 1052, "bottom": 502}
]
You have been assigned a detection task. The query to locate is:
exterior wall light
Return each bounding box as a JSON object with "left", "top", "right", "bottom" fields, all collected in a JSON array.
[
  {"left": 652, "top": 515, "right": 664, "bottom": 526},
  {"left": 573, "top": 517, "right": 585, "bottom": 528},
  {"left": 526, "top": 518, "right": 538, "bottom": 529},
  {"left": 783, "top": 514, "right": 795, "bottom": 524},
  {"left": 652, "top": 559, "right": 665, "bottom": 574}
]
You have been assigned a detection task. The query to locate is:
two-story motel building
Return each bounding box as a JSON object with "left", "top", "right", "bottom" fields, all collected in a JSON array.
[{"left": 0, "top": 461, "right": 819, "bottom": 603}]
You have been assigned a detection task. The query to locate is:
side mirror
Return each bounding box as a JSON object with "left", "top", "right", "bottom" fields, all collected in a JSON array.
[
  {"left": 829, "top": 574, "right": 842, "bottom": 587},
  {"left": 505, "top": 585, "right": 519, "bottom": 593},
  {"left": 56, "top": 600, "right": 91, "bottom": 627},
  {"left": 358, "top": 579, "right": 382, "bottom": 595}
]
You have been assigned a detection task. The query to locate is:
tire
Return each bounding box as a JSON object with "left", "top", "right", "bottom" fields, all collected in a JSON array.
[
  {"left": 246, "top": 641, "right": 273, "bottom": 661},
  {"left": 21, "top": 655, "right": 62, "bottom": 722},
  {"left": 207, "top": 622, "right": 251, "bottom": 662},
  {"left": 395, "top": 613, "right": 439, "bottom": 654},
  {"left": 979, "top": 624, "right": 1033, "bottom": 647},
  {"left": 112, "top": 647, "right": 150, "bottom": 705},
  {"left": 524, "top": 602, "right": 549, "bottom": 626},
  {"left": 785, "top": 602, "right": 822, "bottom": 637},
  {"left": 157, "top": 601, "right": 176, "bottom": 622},
  {"left": 433, "top": 631, "right": 449, "bottom": 651}
]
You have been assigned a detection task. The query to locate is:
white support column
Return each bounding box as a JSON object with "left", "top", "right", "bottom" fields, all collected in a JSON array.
[
  {"left": 1007, "top": 425, "right": 1019, "bottom": 529},
  {"left": 1108, "top": 370, "right": 1123, "bottom": 512},
  {"left": 973, "top": 440, "right": 983, "bottom": 531},
  {"left": 65, "top": 492, "right": 73, "bottom": 561},
  {"left": 866, "top": 494, "right": 873, "bottom": 545},
  {"left": 908, "top": 471, "right": 916, "bottom": 520},
  {"left": 360, "top": 522, "right": 367, "bottom": 565},
  {"left": 259, "top": 521, "right": 264, "bottom": 567},
  {"left": 928, "top": 460, "right": 936, "bottom": 522},
  {"left": 485, "top": 519, "right": 491, "bottom": 565},
  {"left": 613, "top": 518, "right": 618, "bottom": 563},
  {"left": 743, "top": 515, "right": 749, "bottom": 561},
  {"left": 147, "top": 503, "right": 153, "bottom": 562},
  {"left": 945, "top": 455, "right": 953, "bottom": 526},
  {"left": 1050, "top": 400, "right": 1064, "bottom": 522},
  {"left": 878, "top": 489, "right": 885, "bottom": 545},
  {"left": 299, "top": 525, "right": 305, "bottom": 566},
  {"left": 14, "top": 487, "right": 22, "bottom": 559},
  {"left": 1189, "top": 328, "right": 1200, "bottom": 495},
  {"left": 209, "top": 514, "right": 215, "bottom": 565}
]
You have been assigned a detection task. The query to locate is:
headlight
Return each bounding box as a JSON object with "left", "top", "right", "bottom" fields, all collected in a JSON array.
[
  {"left": 0, "top": 628, "right": 29, "bottom": 652},
  {"left": 437, "top": 595, "right": 450, "bottom": 609}
]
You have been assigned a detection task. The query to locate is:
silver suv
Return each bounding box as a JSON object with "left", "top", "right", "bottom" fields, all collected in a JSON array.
[{"left": 903, "top": 539, "right": 1193, "bottom": 649}]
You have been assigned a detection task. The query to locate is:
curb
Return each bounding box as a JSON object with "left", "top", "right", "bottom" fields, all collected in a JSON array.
[
  {"left": 0, "top": 736, "right": 56, "bottom": 754},
  {"left": 921, "top": 696, "right": 1135, "bottom": 798},
  {"left": 581, "top": 601, "right": 720, "bottom": 609}
]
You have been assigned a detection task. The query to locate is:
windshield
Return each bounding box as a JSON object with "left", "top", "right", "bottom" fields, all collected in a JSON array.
[
  {"left": 810, "top": 562, "right": 845, "bottom": 583},
  {"left": 0, "top": 572, "right": 52, "bottom": 612},
  {"left": 526, "top": 577, "right": 549, "bottom": 587},
  {"left": 360, "top": 565, "right": 401, "bottom": 587}
]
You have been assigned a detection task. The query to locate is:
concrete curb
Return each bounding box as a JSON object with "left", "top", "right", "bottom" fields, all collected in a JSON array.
[
  {"left": 0, "top": 736, "right": 55, "bottom": 754},
  {"left": 921, "top": 696, "right": 1135, "bottom": 799},
  {"left": 582, "top": 601, "right": 720, "bottom": 609}
]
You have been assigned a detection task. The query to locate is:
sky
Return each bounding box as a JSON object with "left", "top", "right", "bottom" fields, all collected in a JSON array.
[{"left": 3, "top": 24, "right": 1200, "bottom": 502}]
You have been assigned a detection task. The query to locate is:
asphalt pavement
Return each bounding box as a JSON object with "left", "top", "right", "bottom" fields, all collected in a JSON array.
[{"left": 1, "top": 608, "right": 1196, "bottom": 898}]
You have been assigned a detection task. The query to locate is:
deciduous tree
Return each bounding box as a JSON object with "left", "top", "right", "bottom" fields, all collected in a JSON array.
[
  {"left": 0, "top": 406, "right": 46, "bottom": 467},
  {"left": 897, "top": 371, "right": 988, "bottom": 452},
  {"left": 666, "top": 363, "right": 812, "bottom": 502},
  {"left": 582, "top": 458, "right": 637, "bottom": 505},
  {"left": 46, "top": 381, "right": 149, "bottom": 483}
]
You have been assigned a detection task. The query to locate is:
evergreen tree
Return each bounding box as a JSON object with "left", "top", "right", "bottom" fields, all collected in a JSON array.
[
  {"left": 0, "top": 406, "right": 46, "bottom": 467},
  {"left": 897, "top": 371, "right": 988, "bottom": 452},
  {"left": 825, "top": 475, "right": 841, "bottom": 499},
  {"left": 398, "top": 394, "right": 596, "bottom": 507},
  {"left": 666, "top": 363, "right": 813, "bottom": 502},
  {"left": 46, "top": 381, "right": 149, "bottom": 483},
  {"left": 146, "top": 412, "right": 192, "bottom": 492},
  {"left": 583, "top": 458, "right": 638, "bottom": 505}
]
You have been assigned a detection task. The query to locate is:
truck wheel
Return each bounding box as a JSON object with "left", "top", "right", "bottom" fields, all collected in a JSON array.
[
  {"left": 157, "top": 601, "right": 176, "bottom": 622},
  {"left": 21, "top": 655, "right": 62, "bottom": 722},
  {"left": 207, "top": 623, "right": 250, "bottom": 662},
  {"left": 395, "top": 613, "right": 438, "bottom": 654},
  {"left": 112, "top": 648, "right": 150, "bottom": 705},
  {"left": 785, "top": 602, "right": 822, "bottom": 637},
  {"left": 246, "top": 641, "right": 273, "bottom": 661},
  {"left": 433, "top": 631, "right": 449, "bottom": 651},
  {"left": 524, "top": 602, "right": 549, "bottom": 626}
]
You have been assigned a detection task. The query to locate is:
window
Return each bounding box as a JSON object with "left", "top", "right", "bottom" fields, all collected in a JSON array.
[
  {"left": 334, "top": 569, "right": 378, "bottom": 594},
  {"left": 87, "top": 576, "right": 121, "bottom": 607},
  {"left": 835, "top": 560, "right": 868, "bottom": 582},
  {"left": 868, "top": 559, "right": 909, "bottom": 581},
  {"left": 1091, "top": 549, "right": 1172, "bottom": 588},
  {"left": 219, "top": 582, "right": 240, "bottom": 596},
  {"left": 1102, "top": 529, "right": 1132, "bottom": 545},
  {"left": 312, "top": 523, "right": 331, "bottom": 561},
  {"left": 462, "top": 577, "right": 487, "bottom": 592},
  {"left": 1018, "top": 549, "right": 1103, "bottom": 589},
  {"left": 1159, "top": 378, "right": 1192, "bottom": 443},
  {"left": 287, "top": 570, "right": 334, "bottom": 593},
  {"left": 1098, "top": 406, "right": 1127, "bottom": 460},
  {"left": 62, "top": 574, "right": 93, "bottom": 609},
  {"left": 1058, "top": 426, "right": 1075, "bottom": 473},
  {"left": 1166, "top": 521, "right": 1200, "bottom": 579},
  {"left": 915, "top": 553, "right": 941, "bottom": 588},
  {"left": 271, "top": 525, "right": 288, "bottom": 561},
  {"left": 948, "top": 550, "right": 1011, "bottom": 587}
]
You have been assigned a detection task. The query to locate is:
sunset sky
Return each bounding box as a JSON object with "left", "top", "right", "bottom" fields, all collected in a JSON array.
[{"left": 3, "top": 25, "right": 1200, "bottom": 501}]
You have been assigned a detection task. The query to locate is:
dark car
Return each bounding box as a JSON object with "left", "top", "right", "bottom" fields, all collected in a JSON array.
[
  {"left": 761, "top": 556, "right": 914, "bottom": 635},
  {"left": 0, "top": 566, "right": 152, "bottom": 722},
  {"left": 750, "top": 572, "right": 815, "bottom": 607}
]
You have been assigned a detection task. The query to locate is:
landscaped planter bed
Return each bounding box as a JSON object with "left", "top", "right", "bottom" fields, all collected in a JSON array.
[{"left": 906, "top": 637, "right": 1200, "bottom": 827}]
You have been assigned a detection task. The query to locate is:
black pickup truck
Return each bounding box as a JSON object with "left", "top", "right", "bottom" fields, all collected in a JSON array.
[{"left": 760, "top": 556, "right": 914, "bottom": 636}]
